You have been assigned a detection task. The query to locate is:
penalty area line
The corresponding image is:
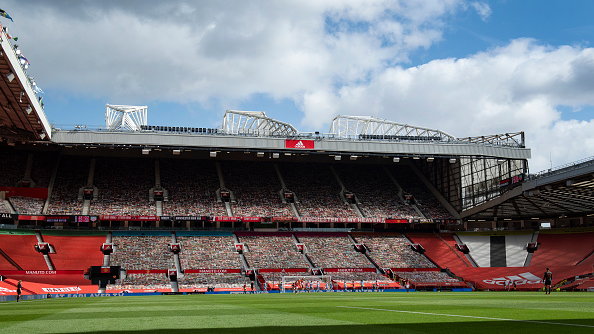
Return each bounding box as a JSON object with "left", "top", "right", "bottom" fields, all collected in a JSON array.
[{"left": 336, "top": 306, "right": 594, "bottom": 329}]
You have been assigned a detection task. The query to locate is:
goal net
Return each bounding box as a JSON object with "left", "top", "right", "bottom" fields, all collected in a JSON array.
[{"left": 280, "top": 275, "right": 333, "bottom": 293}]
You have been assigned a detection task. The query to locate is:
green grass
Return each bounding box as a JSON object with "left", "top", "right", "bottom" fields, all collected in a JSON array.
[{"left": 1, "top": 292, "right": 593, "bottom": 333}]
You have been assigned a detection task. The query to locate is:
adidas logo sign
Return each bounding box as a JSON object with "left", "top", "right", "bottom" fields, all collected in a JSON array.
[
  {"left": 483, "top": 272, "right": 541, "bottom": 285},
  {"left": 294, "top": 141, "right": 306, "bottom": 149}
]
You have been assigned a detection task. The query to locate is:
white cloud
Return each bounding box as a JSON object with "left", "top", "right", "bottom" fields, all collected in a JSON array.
[
  {"left": 303, "top": 39, "right": 594, "bottom": 171},
  {"left": 8, "top": 0, "right": 463, "bottom": 104},
  {"left": 470, "top": 1, "right": 492, "bottom": 21}
]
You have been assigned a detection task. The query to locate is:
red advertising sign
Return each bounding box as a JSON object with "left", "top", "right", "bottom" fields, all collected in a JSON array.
[
  {"left": 17, "top": 215, "right": 46, "bottom": 221},
  {"left": 385, "top": 219, "right": 410, "bottom": 224},
  {"left": 99, "top": 215, "right": 160, "bottom": 221},
  {"left": 323, "top": 268, "right": 376, "bottom": 273},
  {"left": 285, "top": 139, "right": 315, "bottom": 149},
  {"left": 297, "top": 217, "right": 383, "bottom": 223},
  {"left": 184, "top": 269, "right": 242, "bottom": 274},
  {"left": 258, "top": 268, "right": 309, "bottom": 273},
  {"left": 0, "top": 187, "right": 48, "bottom": 199},
  {"left": 0, "top": 270, "right": 84, "bottom": 275}
]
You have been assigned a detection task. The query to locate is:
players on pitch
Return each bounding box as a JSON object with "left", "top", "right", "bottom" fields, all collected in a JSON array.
[{"left": 543, "top": 268, "right": 553, "bottom": 294}]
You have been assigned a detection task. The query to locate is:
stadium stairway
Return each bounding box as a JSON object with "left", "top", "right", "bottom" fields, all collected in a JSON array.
[
  {"left": 42, "top": 234, "right": 105, "bottom": 270},
  {"left": 577, "top": 250, "right": 594, "bottom": 266},
  {"left": 41, "top": 154, "right": 61, "bottom": 215},
  {"left": 82, "top": 158, "right": 96, "bottom": 215},
  {"left": 214, "top": 162, "right": 234, "bottom": 217},
  {"left": 348, "top": 234, "right": 383, "bottom": 273},
  {"left": 456, "top": 234, "right": 491, "bottom": 267},
  {"left": 0, "top": 247, "right": 23, "bottom": 270},
  {"left": 273, "top": 164, "right": 301, "bottom": 217},
  {"left": 0, "top": 199, "right": 16, "bottom": 214},
  {"left": 384, "top": 167, "right": 426, "bottom": 219},
  {"left": 451, "top": 234, "right": 478, "bottom": 266},
  {"left": 0, "top": 233, "right": 48, "bottom": 270},
  {"left": 170, "top": 232, "right": 182, "bottom": 276},
  {"left": 329, "top": 165, "right": 365, "bottom": 218},
  {"left": 407, "top": 163, "right": 459, "bottom": 219},
  {"left": 406, "top": 233, "right": 473, "bottom": 272},
  {"left": 234, "top": 235, "right": 251, "bottom": 270},
  {"left": 35, "top": 231, "right": 55, "bottom": 270},
  {"left": 523, "top": 232, "right": 539, "bottom": 266},
  {"left": 103, "top": 232, "right": 112, "bottom": 266},
  {"left": 292, "top": 234, "right": 316, "bottom": 269},
  {"left": 530, "top": 231, "right": 594, "bottom": 268}
]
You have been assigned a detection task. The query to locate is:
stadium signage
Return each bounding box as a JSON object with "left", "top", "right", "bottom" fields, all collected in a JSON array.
[
  {"left": 323, "top": 268, "right": 376, "bottom": 273},
  {"left": 0, "top": 270, "right": 83, "bottom": 275},
  {"left": 385, "top": 219, "right": 409, "bottom": 224},
  {"left": 17, "top": 215, "right": 46, "bottom": 221},
  {"left": 285, "top": 139, "right": 314, "bottom": 149},
  {"left": 74, "top": 215, "right": 98, "bottom": 223},
  {"left": 42, "top": 287, "right": 82, "bottom": 293},
  {"left": 99, "top": 215, "right": 160, "bottom": 221},
  {"left": 482, "top": 272, "right": 541, "bottom": 286},
  {"left": 0, "top": 187, "right": 48, "bottom": 199},
  {"left": 258, "top": 268, "right": 309, "bottom": 273},
  {"left": 296, "top": 217, "right": 383, "bottom": 223},
  {"left": 160, "top": 216, "right": 206, "bottom": 221},
  {"left": 52, "top": 293, "right": 125, "bottom": 298},
  {"left": 0, "top": 213, "right": 11, "bottom": 219},
  {"left": 184, "top": 269, "right": 242, "bottom": 274},
  {"left": 214, "top": 216, "right": 262, "bottom": 222},
  {"left": 499, "top": 174, "right": 525, "bottom": 187},
  {"left": 45, "top": 216, "right": 71, "bottom": 223}
]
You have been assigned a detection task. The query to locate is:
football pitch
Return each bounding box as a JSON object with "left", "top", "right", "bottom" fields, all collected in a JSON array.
[{"left": 1, "top": 292, "right": 593, "bottom": 334}]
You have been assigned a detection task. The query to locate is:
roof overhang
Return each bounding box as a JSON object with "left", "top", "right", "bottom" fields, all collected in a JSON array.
[
  {"left": 51, "top": 130, "right": 531, "bottom": 159},
  {"left": 462, "top": 158, "right": 594, "bottom": 219},
  {"left": 0, "top": 29, "right": 51, "bottom": 141}
]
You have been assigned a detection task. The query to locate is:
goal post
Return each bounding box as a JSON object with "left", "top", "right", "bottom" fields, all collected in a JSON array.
[{"left": 280, "top": 275, "right": 333, "bottom": 293}]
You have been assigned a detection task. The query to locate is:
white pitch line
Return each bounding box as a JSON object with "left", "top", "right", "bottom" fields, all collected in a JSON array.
[{"left": 337, "top": 306, "right": 594, "bottom": 329}]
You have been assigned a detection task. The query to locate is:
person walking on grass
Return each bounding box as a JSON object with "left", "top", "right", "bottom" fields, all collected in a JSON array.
[
  {"left": 543, "top": 268, "right": 553, "bottom": 294},
  {"left": 16, "top": 280, "right": 22, "bottom": 302}
]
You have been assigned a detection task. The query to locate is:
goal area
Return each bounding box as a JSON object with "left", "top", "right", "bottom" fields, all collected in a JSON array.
[{"left": 280, "top": 275, "right": 333, "bottom": 293}]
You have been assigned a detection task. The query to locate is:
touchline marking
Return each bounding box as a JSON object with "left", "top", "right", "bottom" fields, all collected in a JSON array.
[{"left": 336, "top": 306, "right": 594, "bottom": 328}]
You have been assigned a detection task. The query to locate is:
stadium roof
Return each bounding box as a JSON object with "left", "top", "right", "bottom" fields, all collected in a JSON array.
[
  {"left": 462, "top": 156, "right": 594, "bottom": 220},
  {"left": 51, "top": 109, "right": 530, "bottom": 160},
  {"left": 0, "top": 28, "right": 50, "bottom": 141}
]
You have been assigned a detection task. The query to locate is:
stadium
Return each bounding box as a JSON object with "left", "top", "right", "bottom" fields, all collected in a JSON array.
[{"left": 0, "top": 6, "right": 593, "bottom": 334}]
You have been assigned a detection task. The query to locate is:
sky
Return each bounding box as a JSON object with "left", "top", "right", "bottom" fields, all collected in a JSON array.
[{"left": 3, "top": 0, "right": 594, "bottom": 172}]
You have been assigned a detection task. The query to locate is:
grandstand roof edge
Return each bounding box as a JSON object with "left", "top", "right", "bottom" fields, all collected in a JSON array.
[{"left": 50, "top": 130, "right": 531, "bottom": 160}]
